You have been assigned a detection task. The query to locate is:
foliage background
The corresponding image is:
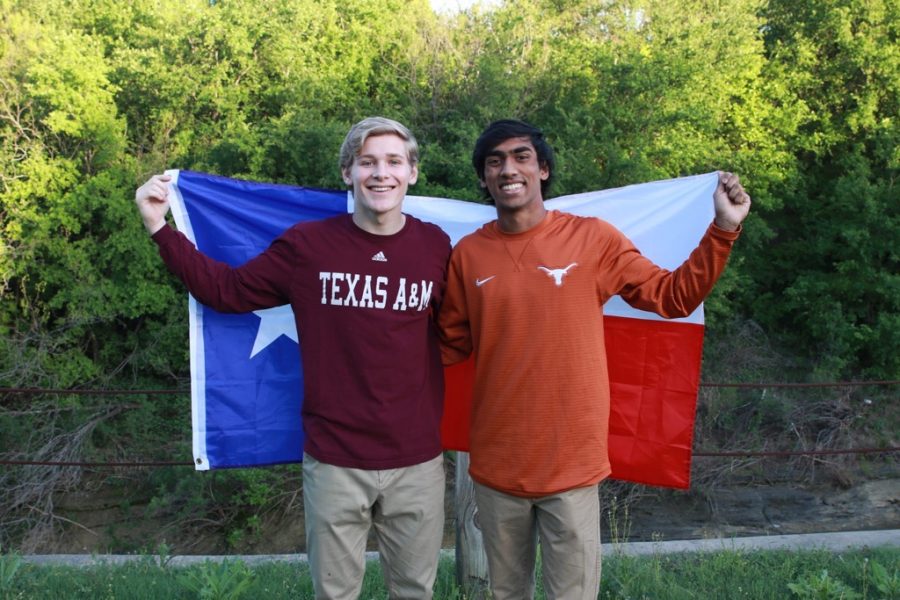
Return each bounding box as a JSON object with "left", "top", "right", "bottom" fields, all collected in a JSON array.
[{"left": 0, "top": 0, "right": 897, "bottom": 551}]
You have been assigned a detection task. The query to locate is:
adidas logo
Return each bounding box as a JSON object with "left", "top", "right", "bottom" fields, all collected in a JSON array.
[{"left": 371, "top": 251, "right": 387, "bottom": 262}]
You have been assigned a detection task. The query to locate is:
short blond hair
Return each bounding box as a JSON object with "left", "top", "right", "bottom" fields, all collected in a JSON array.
[{"left": 339, "top": 117, "right": 419, "bottom": 172}]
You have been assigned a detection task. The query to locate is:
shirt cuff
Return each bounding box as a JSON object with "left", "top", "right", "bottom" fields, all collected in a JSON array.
[
  {"left": 151, "top": 224, "right": 177, "bottom": 245},
  {"left": 709, "top": 221, "right": 742, "bottom": 241}
]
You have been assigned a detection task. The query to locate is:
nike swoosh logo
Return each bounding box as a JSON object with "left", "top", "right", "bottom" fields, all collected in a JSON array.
[{"left": 475, "top": 276, "right": 496, "bottom": 287}]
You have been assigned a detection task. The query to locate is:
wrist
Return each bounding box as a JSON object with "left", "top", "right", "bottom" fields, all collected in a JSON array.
[
  {"left": 714, "top": 218, "right": 739, "bottom": 232},
  {"left": 145, "top": 218, "right": 166, "bottom": 235}
]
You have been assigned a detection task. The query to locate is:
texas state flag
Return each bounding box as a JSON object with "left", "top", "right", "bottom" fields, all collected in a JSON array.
[{"left": 167, "top": 169, "right": 717, "bottom": 488}]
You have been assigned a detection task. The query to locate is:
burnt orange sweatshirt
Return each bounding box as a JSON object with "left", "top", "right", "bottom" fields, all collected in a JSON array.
[{"left": 438, "top": 210, "right": 739, "bottom": 496}]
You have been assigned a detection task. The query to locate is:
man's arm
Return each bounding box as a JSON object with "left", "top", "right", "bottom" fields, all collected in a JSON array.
[
  {"left": 436, "top": 253, "right": 473, "bottom": 365},
  {"left": 134, "top": 173, "right": 291, "bottom": 312},
  {"left": 601, "top": 172, "right": 750, "bottom": 317}
]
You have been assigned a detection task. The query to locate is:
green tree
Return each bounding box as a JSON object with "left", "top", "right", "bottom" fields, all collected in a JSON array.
[
  {"left": 428, "top": 0, "right": 797, "bottom": 323},
  {"left": 747, "top": 0, "right": 900, "bottom": 378},
  {"left": 0, "top": 7, "right": 175, "bottom": 387}
]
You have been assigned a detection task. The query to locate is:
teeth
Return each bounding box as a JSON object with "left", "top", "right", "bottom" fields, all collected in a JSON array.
[
  {"left": 370, "top": 186, "right": 392, "bottom": 192},
  {"left": 501, "top": 183, "right": 523, "bottom": 191}
]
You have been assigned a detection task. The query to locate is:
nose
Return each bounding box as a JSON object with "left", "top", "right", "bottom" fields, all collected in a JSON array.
[
  {"left": 499, "top": 156, "right": 516, "bottom": 177},
  {"left": 373, "top": 160, "right": 389, "bottom": 179}
]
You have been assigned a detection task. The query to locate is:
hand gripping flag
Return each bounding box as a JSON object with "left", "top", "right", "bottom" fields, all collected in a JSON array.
[{"left": 167, "top": 169, "right": 717, "bottom": 488}]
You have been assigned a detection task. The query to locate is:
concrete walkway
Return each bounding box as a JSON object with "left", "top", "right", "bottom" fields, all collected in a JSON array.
[
  {"left": 607, "top": 529, "right": 899, "bottom": 557},
  {"left": 20, "top": 529, "right": 899, "bottom": 568}
]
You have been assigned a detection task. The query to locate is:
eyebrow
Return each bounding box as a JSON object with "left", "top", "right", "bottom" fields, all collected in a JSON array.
[
  {"left": 357, "top": 152, "right": 407, "bottom": 160},
  {"left": 488, "top": 145, "right": 534, "bottom": 157}
]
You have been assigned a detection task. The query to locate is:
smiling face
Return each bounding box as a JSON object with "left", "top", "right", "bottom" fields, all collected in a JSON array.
[
  {"left": 481, "top": 136, "right": 550, "bottom": 214},
  {"left": 342, "top": 133, "right": 418, "bottom": 225}
]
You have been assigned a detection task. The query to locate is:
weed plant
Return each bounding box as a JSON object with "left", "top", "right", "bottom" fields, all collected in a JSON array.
[{"left": 2, "top": 547, "right": 897, "bottom": 599}]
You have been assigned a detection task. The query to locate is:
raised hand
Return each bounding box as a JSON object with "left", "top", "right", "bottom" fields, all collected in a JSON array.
[
  {"left": 713, "top": 171, "right": 751, "bottom": 232},
  {"left": 134, "top": 173, "right": 173, "bottom": 234}
]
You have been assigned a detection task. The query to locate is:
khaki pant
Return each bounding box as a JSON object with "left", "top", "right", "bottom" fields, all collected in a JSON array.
[
  {"left": 474, "top": 482, "right": 601, "bottom": 600},
  {"left": 302, "top": 453, "right": 445, "bottom": 599}
]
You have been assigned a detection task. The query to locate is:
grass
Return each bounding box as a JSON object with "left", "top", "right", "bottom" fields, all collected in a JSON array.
[{"left": 1, "top": 547, "right": 897, "bottom": 599}]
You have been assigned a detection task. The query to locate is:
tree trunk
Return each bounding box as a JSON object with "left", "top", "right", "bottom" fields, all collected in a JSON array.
[{"left": 455, "top": 451, "right": 490, "bottom": 598}]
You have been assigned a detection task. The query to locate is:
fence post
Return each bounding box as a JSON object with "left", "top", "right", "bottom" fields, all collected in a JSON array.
[{"left": 455, "top": 451, "right": 490, "bottom": 597}]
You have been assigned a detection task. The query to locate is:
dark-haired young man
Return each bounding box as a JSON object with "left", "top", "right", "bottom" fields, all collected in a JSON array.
[
  {"left": 439, "top": 119, "right": 751, "bottom": 599},
  {"left": 135, "top": 117, "right": 450, "bottom": 599}
]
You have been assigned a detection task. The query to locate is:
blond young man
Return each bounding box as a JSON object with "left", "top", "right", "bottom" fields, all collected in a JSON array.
[{"left": 136, "top": 117, "right": 451, "bottom": 599}]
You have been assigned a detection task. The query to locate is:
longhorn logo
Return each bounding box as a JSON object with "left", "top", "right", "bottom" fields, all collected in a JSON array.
[{"left": 537, "top": 263, "right": 578, "bottom": 287}]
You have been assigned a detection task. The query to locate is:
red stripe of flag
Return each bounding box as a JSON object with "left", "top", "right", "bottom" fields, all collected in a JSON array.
[{"left": 440, "top": 315, "right": 704, "bottom": 489}]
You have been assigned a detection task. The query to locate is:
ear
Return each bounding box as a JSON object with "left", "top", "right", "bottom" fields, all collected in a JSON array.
[
  {"left": 479, "top": 179, "right": 487, "bottom": 188},
  {"left": 540, "top": 163, "right": 550, "bottom": 181},
  {"left": 341, "top": 167, "right": 352, "bottom": 186},
  {"left": 409, "top": 164, "right": 419, "bottom": 185}
]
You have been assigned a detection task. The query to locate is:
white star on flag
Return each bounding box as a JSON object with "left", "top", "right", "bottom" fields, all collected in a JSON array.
[{"left": 250, "top": 305, "right": 299, "bottom": 358}]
